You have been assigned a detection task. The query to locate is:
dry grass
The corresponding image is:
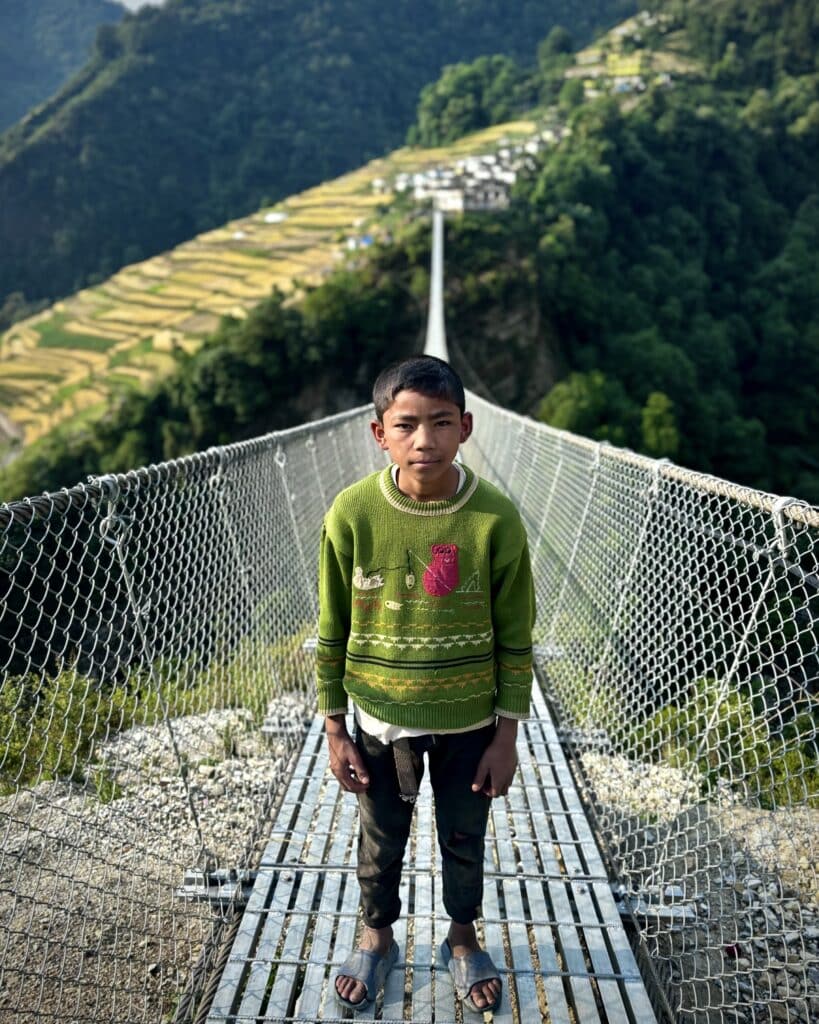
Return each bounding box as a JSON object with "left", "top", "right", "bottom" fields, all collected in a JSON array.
[
  {"left": 151, "top": 283, "right": 212, "bottom": 301},
  {"left": 175, "top": 312, "right": 222, "bottom": 334},
  {"left": 122, "top": 293, "right": 193, "bottom": 310},
  {"left": 72, "top": 384, "right": 111, "bottom": 406},
  {"left": 177, "top": 260, "right": 251, "bottom": 277},
  {"left": 206, "top": 249, "right": 277, "bottom": 268},
  {"left": 0, "top": 356, "right": 66, "bottom": 379},
  {"left": 97, "top": 305, "right": 182, "bottom": 326},
  {"left": 62, "top": 319, "right": 131, "bottom": 340}
]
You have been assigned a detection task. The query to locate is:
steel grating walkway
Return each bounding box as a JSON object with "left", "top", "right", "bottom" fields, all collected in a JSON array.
[{"left": 206, "top": 681, "right": 658, "bottom": 1023}]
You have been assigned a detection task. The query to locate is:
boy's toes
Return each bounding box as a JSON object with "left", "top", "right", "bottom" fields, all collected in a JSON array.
[
  {"left": 470, "top": 978, "right": 500, "bottom": 1008},
  {"left": 336, "top": 976, "right": 365, "bottom": 1005}
]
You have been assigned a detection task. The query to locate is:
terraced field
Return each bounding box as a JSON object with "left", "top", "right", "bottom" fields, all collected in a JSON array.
[{"left": 0, "top": 121, "right": 537, "bottom": 450}]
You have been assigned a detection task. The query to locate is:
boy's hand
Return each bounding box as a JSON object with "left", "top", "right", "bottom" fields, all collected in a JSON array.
[
  {"left": 325, "top": 715, "right": 370, "bottom": 793},
  {"left": 471, "top": 717, "right": 518, "bottom": 798}
]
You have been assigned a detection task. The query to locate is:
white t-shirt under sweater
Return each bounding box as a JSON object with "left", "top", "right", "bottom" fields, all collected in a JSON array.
[{"left": 355, "top": 462, "right": 496, "bottom": 744}]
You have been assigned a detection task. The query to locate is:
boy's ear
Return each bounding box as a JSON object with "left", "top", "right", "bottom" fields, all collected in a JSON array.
[
  {"left": 459, "top": 411, "right": 473, "bottom": 444},
  {"left": 370, "top": 418, "right": 389, "bottom": 449}
]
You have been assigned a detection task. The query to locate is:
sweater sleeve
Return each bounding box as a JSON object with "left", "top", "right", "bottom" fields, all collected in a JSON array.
[
  {"left": 316, "top": 517, "right": 352, "bottom": 716},
  {"left": 491, "top": 524, "right": 536, "bottom": 720}
]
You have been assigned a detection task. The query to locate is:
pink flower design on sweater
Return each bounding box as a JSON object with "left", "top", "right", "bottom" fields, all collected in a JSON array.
[{"left": 423, "top": 544, "right": 459, "bottom": 596}]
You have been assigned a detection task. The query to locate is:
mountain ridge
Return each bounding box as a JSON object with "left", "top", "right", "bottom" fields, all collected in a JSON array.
[
  {"left": 0, "top": 0, "right": 123, "bottom": 132},
  {"left": 0, "top": 0, "right": 634, "bottom": 314}
]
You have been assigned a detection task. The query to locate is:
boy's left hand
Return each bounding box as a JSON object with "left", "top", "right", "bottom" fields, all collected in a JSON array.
[{"left": 471, "top": 718, "right": 518, "bottom": 798}]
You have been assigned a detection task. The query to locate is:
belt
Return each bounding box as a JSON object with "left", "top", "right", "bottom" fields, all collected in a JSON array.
[{"left": 392, "top": 738, "right": 419, "bottom": 803}]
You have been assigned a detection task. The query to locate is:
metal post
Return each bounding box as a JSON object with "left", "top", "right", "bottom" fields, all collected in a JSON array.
[{"left": 424, "top": 207, "right": 449, "bottom": 362}]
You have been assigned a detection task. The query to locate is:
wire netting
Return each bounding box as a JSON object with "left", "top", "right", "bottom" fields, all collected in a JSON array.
[
  {"left": 468, "top": 394, "right": 818, "bottom": 1024},
  {"left": 0, "top": 407, "right": 382, "bottom": 1023},
  {"left": 1, "top": 394, "right": 816, "bottom": 1023}
]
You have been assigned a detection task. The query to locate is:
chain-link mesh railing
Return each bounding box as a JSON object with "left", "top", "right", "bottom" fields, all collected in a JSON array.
[
  {"left": 2, "top": 393, "right": 817, "bottom": 1023},
  {"left": 0, "top": 406, "right": 383, "bottom": 1023},
  {"left": 467, "top": 393, "right": 818, "bottom": 1024}
]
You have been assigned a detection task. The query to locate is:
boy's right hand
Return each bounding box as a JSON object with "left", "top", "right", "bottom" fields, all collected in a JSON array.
[{"left": 325, "top": 715, "right": 370, "bottom": 793}]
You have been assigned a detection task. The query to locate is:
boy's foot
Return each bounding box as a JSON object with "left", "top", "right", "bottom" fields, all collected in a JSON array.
[
  {"left": 335, "top": 925, "right": 396, "bottom": 1007},
  {"left": 445, "top": 922, "right": 502, "bottom": 1011}
]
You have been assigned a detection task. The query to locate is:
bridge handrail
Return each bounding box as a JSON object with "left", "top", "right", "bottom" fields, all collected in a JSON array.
[{"left": 0, "top": 394, "right": 816, "bottom": 1023}]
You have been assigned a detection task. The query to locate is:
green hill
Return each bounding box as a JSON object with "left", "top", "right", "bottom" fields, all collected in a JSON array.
[
  {"left": 0, "top": 0, "right": 635, "bottom": 316},
  {"left": 0, "top": 0, "right": 123, "bottom": 131},
  {"left": 0, "top": 119, "right": 537, "bottom": 449}
]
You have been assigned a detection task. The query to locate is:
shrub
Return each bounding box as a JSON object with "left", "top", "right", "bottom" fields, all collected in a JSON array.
[{"left": 631, "top": 677, "right": 818, "bottom": 809}]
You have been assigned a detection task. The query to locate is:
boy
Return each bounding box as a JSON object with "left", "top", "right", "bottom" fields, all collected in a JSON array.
[{"left": 316, "top": 355, "right": 535, "bottom": 1013}]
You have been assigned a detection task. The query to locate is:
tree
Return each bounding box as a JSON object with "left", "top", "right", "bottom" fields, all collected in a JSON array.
[
  {"left": 537, "top": 371, "right": 638, "bottom": 447},
  {"left": 538, "top": 25, "right": 574, "bottom": 64},
  {"left": 641, "top": 392, "right": 679, "bottom": 458},
  {"left": 558, "top": 78, "right": 585, "bottom": 112},
  {"left": 408, "top": 56, "right": 525, "bottom": 147}
]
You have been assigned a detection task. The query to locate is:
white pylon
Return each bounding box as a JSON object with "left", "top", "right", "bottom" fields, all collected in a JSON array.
[{"left": 424, "top": 207, "right": 449, "bottom": 363}]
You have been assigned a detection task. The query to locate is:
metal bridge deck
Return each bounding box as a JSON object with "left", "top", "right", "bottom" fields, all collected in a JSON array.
[{"left": 206, "top": 683, "right": 657, "bottom": 1023}]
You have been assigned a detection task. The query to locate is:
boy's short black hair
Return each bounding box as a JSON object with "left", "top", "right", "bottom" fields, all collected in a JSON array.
[{"left": 373, "top": 355, "right": 465, "bottom": 420}]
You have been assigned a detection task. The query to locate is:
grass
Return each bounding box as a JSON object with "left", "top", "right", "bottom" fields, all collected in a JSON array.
[
  {"left": 106, "top": 372, "right": 143, "bottom": 389},
  {"left": 61, "top": 389, "right": 108, "bottom": 415},
  {"left": 35, "top": 315, "right": 119, "bottom": 352},
  {"left": 63, "top": 318, "right": 131, "bottom": 340},
  {"left": 0, "top": 369, "right": 63, "bottom": 382},
  {"left": 0, "top": 629, "right": 313, "bottom": 798},
  {"left": 630, "top": 678, "right": 819, "bottom": 810},
  {"left": 48, "top": 378, "right": 94, "bottom": 407},
  {"left": 107, "top": 337, "right": 154, "bottom": 369}
]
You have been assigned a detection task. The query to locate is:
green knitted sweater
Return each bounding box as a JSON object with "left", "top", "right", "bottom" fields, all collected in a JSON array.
[{"left": 316, "top": 464, "right": 535, "bottom": 730}]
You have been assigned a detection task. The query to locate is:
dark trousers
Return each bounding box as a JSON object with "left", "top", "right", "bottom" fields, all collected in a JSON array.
[{"left": 354, "top": 723, "right": 494, "bottom": 929}]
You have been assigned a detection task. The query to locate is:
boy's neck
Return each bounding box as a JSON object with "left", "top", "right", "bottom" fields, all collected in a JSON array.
[{"left": 395, "top": 464, "right": 461, "bottom": 502}]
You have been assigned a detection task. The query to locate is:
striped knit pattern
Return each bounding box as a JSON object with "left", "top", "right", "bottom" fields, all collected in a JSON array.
[{"left": 316, "top": 465, "right": 535, "bottom": 730}]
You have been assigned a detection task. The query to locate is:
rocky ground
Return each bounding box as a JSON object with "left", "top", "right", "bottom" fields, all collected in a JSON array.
[
  {"left": 580, "top": 751, "right": 819, "bottom": 1024},
  {"left": 0, "top": 696, "right": 313, "bottom": 1024}
]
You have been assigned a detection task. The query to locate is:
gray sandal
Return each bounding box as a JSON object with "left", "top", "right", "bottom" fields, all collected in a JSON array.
[
  {"left": 335, "top": 940, "right": 399, "bottom": 1010},
  {"left": 440, "top": 938, "right": 502, "bottom": 1013}
]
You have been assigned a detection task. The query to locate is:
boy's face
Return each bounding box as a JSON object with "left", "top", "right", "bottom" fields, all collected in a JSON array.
[{"left": 371, "top": 389, "right": 472, "bottom": 501}]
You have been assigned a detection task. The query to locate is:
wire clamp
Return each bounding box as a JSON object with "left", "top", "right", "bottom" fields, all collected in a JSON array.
[{"left": 176, "top": 868, "right": 257, "bottom": 907}]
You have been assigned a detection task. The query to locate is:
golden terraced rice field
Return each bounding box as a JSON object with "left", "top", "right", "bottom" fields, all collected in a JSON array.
[{"left": 0, "top": 121, "right": 537, "bottom": 447}]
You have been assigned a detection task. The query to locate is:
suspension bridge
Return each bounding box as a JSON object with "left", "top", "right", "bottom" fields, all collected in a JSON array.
[{"left": 0, "top": 212, "right": 816, "bottom": 1023}]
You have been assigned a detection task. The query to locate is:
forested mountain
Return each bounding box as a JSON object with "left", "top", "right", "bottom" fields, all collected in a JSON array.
[
  {"left": 0, "top": 0, "right": 123, "bottom": 132},
  {"left": 0, "top": 0, "right": 634, "bottom": 318},
  {"left": 400, "top": 0, "right": 819, "bottom": 498},
  {"left": 2, "top": 0, "right": 818, "bottom": 506}
]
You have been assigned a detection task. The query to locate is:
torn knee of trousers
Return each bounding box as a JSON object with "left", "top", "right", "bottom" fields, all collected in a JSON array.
[{"left": 449, "top": 830, "right": 483, "bottom": 847}]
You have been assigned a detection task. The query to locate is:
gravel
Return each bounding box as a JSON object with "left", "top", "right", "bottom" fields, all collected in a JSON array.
[
  {"left": 580, "top": 750, "right": 819, "bottom": 1023},
  {"left": 0, "top": 695, "right": 313, "bottom": 1024}
]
